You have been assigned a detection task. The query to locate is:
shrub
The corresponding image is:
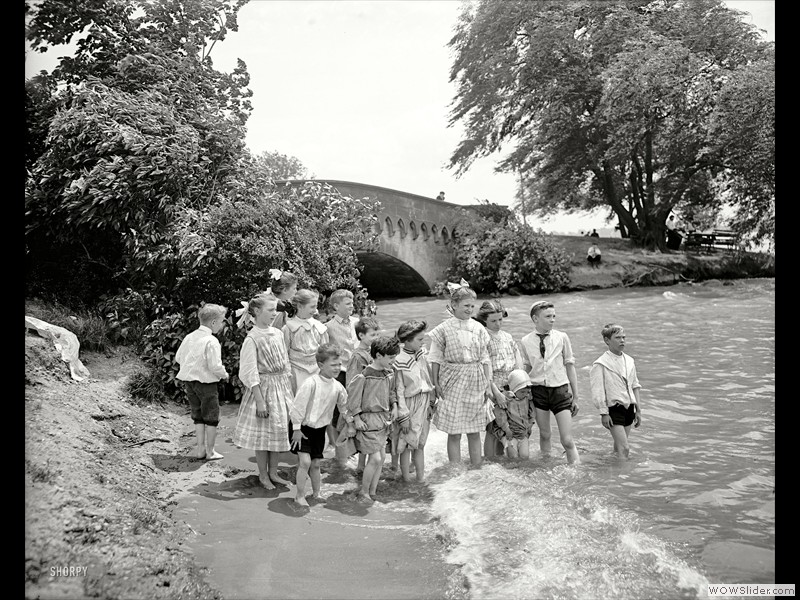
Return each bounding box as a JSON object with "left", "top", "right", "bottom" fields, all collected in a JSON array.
[
  {"left": 126, "top": 366, "right": 169, "bottom": 404},
  {"left": 446, "top": 210, "right": 571, "bottom": 294},
  {"left": 25, "top": 298, "right": 112, "bottom": 352}
]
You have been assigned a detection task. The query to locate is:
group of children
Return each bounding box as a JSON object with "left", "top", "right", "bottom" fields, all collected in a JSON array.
[{"left": 175, "top": 270, "right": 643, "bottom": 506}]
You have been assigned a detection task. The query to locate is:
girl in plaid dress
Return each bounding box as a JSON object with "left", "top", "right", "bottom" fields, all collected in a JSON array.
[
  {"left": 233, "top": 293, "right": 294, "bottom": 490},
  {"left": 283, "top": 289, "right": 329, "bottom": 394},
  {"left": 429, "top": 283, "right": 493, "bottom": 466},
  {"left": 474, "top": 300, "right": 525, "bottom": 457}
]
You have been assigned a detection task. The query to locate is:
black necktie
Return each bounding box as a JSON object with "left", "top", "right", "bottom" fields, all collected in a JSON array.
[{"left": 536, "top": 333, "right": 548, "bottom": 358}]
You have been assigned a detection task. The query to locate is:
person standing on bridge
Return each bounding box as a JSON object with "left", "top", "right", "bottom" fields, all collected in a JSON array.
[
  {"left": 428, "top": 280, "right": 493, "bottom": 466},
  {"left": 435, "top": 191, "right": 446, "bottom": 202}
]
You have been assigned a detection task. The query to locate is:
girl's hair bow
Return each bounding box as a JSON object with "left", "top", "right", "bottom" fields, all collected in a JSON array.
[
  {"left": 446, "top": 278, "right": 470, "bottom": 294},
  {"left": 235, "top": 300, "right": 252, "bottom": 329},
  {"left": 269, "top": 268, "right": 283, "bottom": 281}
]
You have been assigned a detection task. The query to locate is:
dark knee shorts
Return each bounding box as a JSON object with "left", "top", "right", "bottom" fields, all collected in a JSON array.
[
  {"left": 288, "top": 422, "right": 327, "bottom": 459},
  {"left": 531, "top": 384, "right": 573, "bottom": 415},
  {"left": 185, "top": 381, "right": 220, "bottom": 426},
  {"left": 608, "top": 403, "right": 636, "bottom": 427}
]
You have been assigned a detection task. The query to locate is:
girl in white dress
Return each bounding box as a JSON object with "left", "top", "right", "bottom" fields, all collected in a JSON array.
[
  {"left": 233, "top": 293, "right": 294, "bottom": 489},
  {"left": 282, "top": 289, "right": 329, "bottom": 393}
]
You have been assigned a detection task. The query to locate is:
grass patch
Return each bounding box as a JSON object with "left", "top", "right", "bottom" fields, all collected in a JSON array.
[{"left": 26, "top": 298, "right": 113, "bottom": 352}]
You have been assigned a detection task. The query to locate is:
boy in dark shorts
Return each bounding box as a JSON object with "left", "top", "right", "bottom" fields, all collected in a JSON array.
[
  {"left": 590, "top": 323, "right": 642, "bottom": 458},
  {"left": 175, "top": 303, "right": 229, "bottom": 460},
  {"left": 519, "top": 300, "right": 581, "bottom": 465},
  {"left": 289, "top": 344, "right": 350, "bottom": 506}
]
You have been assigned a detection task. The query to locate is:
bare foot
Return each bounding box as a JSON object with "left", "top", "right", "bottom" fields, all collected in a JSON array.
[
  {"left": 402, "top": 475, "right": 413, "bottom": 483},
  {"left": 295, "top": 495, "right": 309, "bottom": 507},
  {"left": 356, "top": 491, "right": 372, "bottom": 504},
  {"left": 259, "top": 475, "right": 276, "bottom": 490},
  {"left": 205, "top": 450, "right": 224, "bottom": 461},
  {"left": 269, "top": 473, "right": 291, "bottom": 486},
  {"left": 311, "top": 493, "right": 327, "bottom": 503},
  {"left": 192, "top": 448, "right": 206, "bottom": 459}
]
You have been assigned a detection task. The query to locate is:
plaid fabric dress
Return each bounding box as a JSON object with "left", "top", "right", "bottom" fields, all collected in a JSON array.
[
  {"left": 487, "top": 329, "right": 523, "bottom": 389},
  {"left": 233, "top": 325, "right": 293, "bottom": 452},
  {"left": 429, "top": 317, "right": 493, "bottom": 434}
]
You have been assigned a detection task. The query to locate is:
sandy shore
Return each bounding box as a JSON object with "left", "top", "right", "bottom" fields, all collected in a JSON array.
[{"left": 170, "top": 404, "right": 466, "bottom": 599}]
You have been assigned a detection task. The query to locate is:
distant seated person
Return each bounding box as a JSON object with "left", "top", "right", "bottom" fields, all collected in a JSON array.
[
  {"left": 587, "top": 243, "right": 602, "bottom": 268},
  {"left": 435, "top": 191, "right": 445, "bottom": 202},
  {"left": 590, "top": 229, "right": 600, "bottom": 238},
  {"left": 665, "top": 215, "right": 683, "bottom": 250}
]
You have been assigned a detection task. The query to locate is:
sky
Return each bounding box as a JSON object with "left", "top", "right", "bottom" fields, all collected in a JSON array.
[{"left": 24, "top": 0, "right": 774, "bottom": 235}]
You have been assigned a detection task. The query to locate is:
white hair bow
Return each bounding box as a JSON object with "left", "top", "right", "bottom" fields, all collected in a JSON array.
[
  {"left": 235, "top": 301, "right": 252, "bottom": 329},
  {"left": 268, "top": 268, "right": 283, "bottom": 281},
  {"left": 446, "top": 278, "right": 470, "bottom": 294}
]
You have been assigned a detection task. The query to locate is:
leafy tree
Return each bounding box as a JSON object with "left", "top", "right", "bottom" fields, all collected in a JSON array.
[
  {"left": 465, "top": 200, "right": 516, "bottom": 225},
  {"left": 25, "top": 0, "right": 253, "bottom": 302},
  {"left": 447, "top": 0, "right": 772, "bottom": 250},
  {"left": 253, "top": 150, "right": 309, "bottom": 181},
  {"left": 706, "top": 52, "right": 774, "bottom": 251}
]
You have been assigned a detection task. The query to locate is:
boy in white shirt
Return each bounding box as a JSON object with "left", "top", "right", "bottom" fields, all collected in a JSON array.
[
  {"left": 289, "top": 343, "right": 351, "bottom": 506},
  {"left": 175, "top": 303, "right": 229, "bottom": 460},
  {"left": 590, "top": 323, "right": 642, "bottom": 458}
]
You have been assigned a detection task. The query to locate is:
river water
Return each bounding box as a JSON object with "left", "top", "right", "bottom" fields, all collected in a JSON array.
[{"left": 369, "top": 278, "right": 775, "bottom": 599}]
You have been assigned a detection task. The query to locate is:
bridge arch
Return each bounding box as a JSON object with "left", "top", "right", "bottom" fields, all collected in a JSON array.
[{"left": 275, "top": 180, "right": 466, "bottom": 297}]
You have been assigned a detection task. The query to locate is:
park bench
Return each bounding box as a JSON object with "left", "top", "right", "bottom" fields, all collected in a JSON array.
[{"left": 684, "top": 229, "right": 738, "bottom": 253}]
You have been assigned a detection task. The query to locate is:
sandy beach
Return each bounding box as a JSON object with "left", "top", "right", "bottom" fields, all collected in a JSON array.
[{"left": 171, "top": 404, "right": 467, "bottom": 599}]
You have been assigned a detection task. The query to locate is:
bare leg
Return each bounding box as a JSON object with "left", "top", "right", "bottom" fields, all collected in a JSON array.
[
  {"left": 554, "top": 410, "right": 580, "bottom": 465},
  {"left": 357, "top": 452, "right": 366, "bottom": 472},
  {"left": 255, "top": 450, "right": 275, "bottom": 489},
  {"left": 205, "top": 426, "right": 223, "bottom": 460},
  {"left": 309, "top": 458, "right": 323, "bottom": 498},
  {"left": 518, "top": 437, "right": 530, "bottom": 460},
  {"left": 334, "top": 436, "right": 348, "bottom": 468},
  {"left": 193, "top": 423, "right": 206, "bottom": 458},
  {"left": 325, "top": 423, "right": 337, "bottom": 449},
  {"left": 506, "top": 438, "right": 519, "bottom": 459},
  {"left": 268, "top": 451, "right": 290, "bottom": 485},
  {"left": 535, "top": 408, "right": 553, "bottom": 457},
  {"left": 610, "top": 425, "right": 630, "bottom": 458},
  {"left": 484, "top": 431, "right": 498, "bottom": 457},
  {"left": 359, "top": 453, "right": 380, "bottom": 500},
  {"left": 368, "top": 449, "right": 386, "bottom": 495},
  {"left": 400, "top": 448, "right": 413, "bottom": 482},
  {"left": 294, "top": 452, "right": 311, "bottom": 506},
  {"left": 413, "top": 448, "right": 425, "bottom": 482},
  {"left": 447, "top": 434, "right": 462, "bottom": 463},
  {"left": 467, "top": 432, "right": 482, "bottom": 466}
]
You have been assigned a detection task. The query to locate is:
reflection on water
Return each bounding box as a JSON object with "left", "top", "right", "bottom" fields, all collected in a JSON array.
[{"left": 371, "top": 279, "right": 775, "bottom": 598}]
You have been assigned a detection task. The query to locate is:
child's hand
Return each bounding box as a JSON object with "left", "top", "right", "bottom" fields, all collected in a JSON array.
[
  {"left": 600, "top": 414, "right": 613, "bottom": 430},
  {"left": 256, "top": 403, "right": 269, "bottom": 419},
  {"left": 398, "top": 414, "right": 411, "bottom": 434},
  {"left": 391, "top": 405, "right": 399, "bottom": 421},
  {"left": 633, "top": 412, "right": 641, "bottom": 428},
  {"left": 290, "top": 429, "right": 306, "bottom": 450},
  {"left": 570, "top": 403, "right": 580, "bottom": 418},
  {"left": 346, "top": 423, "right": 357, "bottom": 437},
  {"left": 354, "top": 415, "right": 367, "bottom": 431}
]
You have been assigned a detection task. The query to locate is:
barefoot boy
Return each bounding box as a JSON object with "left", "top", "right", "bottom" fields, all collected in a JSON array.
[
  {"left": 347, "top": 335, "right": 400, "bottom": 502},
  {"left": 345, "top": 316, "right": 381, "bottom": 472},
  {"left": 175, "top": 303, "right": 229, "bottom": 460},
  {"left": 289, "top": 343, "right": 350, "bottom": 506},
  {"left": 519, "top": 300, "right": 581, "bottom": 465},
  {"left": 324, "top": 289, "right": 359, "bottom": 465},
  {"left": 590, "top": 323, "right": 642, "bottom": 458}
]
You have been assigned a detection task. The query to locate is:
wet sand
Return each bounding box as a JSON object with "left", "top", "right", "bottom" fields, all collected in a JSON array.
[{"left": 173, "top": 405, "right": 463, "bottom": 599}]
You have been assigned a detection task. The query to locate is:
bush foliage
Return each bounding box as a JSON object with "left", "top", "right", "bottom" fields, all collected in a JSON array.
[{"left": 445, "top": 209, "right": 571, "bottom": 295}]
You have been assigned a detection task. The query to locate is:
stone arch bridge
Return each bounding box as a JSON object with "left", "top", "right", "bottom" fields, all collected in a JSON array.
[{"left": 280, "top": 180, "right": 467, "bottom": 297}]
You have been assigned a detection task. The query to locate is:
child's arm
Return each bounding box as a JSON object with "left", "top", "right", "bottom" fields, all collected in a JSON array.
[
  {"left": 346, "top": 374, "right": 367, "bottom": 430},
  {"left": 632, "top": 387, "right": 642, "bottom": 428},
  {"left": 205, "top": 339, "right": 229, "bottom": 381},
  {"left": 513, "top": 341, "right": 524, "bottom": 371},
  {"left": 239, "top": 338, "right": 267, "bottom": 416},
  {"left": 562, "top": 335, "right": 580, "bottom": 408},
  {"left": 394, "top": 370, "right": 412, "bottom": 433},
  {"left": 589, "top": 363, "right": 612, "bottom": 430},
  {"left": 427, "top": 334, "right": 445, "bottom": 399},
  {"left": 518, "top": 340, "right": 532, "bottom": 373},
  {"left": 289, "top": 379, "right": 314, "bottom": 448}
]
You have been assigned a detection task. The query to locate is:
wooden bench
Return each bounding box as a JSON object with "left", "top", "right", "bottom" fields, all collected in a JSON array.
[{"left": 685, "top": 229, "right": 738, "bottom": 252}]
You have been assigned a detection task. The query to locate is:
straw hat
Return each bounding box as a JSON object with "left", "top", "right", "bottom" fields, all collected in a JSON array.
[{"left": 507, "top": 369, "right": 531, "bottom": 393}]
